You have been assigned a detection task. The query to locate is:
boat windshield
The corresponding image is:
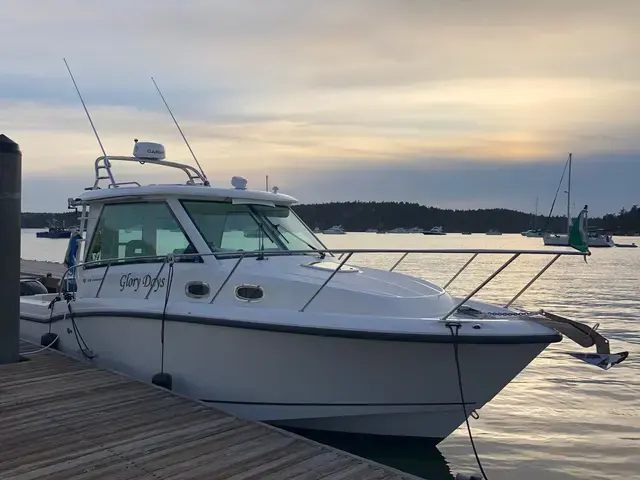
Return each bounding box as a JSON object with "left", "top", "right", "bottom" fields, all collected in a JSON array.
[{"left": 181, "top": 200, "right": 326, "bottom": 256}]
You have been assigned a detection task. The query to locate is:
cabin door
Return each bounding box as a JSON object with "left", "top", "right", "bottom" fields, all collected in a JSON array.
[{"left": 76, "top": 201, "right": 204, "bottom": 300}]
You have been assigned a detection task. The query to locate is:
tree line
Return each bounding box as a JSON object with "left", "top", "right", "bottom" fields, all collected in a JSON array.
[
  {"left": 292, "top": 201, "right": 640, "bottom": 234},
  {"left": 21, "top": 212, "right": 79, "bottom": 229},
  {"left": 21, "top": 202, "right": 640, "bottom": 234}
]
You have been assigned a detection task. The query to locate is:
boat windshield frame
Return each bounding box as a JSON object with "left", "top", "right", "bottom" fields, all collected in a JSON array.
[{"left": 180, "top": 199, "right": 329, "bottom": 259}]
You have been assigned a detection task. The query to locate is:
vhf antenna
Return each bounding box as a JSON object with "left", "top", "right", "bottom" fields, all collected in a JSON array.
[
  {"left": 151, "top": 77, "right": 209, "bottom": 186},
  {"left": 63, "top": 58, "right": 116, "bottom": 185}
]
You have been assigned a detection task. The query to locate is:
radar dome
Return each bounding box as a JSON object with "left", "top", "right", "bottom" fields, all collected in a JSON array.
[{"left": 133, "top": 140, "right": 166, "bottom": 160}]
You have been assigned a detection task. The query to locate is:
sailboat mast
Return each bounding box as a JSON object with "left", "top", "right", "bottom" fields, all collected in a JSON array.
[
  {"left": 534, "top": 197, "right": 538, "bottom": 229},
  {"left": 566, "top": 153, "right": 572, "bottom": 233}
]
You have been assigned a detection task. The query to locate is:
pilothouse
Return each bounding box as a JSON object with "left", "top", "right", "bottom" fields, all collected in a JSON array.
[{"left": 20, "top": 138, "right": 628, "bottom": 446}]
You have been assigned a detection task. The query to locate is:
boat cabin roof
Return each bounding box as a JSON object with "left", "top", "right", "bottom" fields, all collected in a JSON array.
[
  {"left": 70, "top": 142, "right": 298, "bottom": 207},
  {"left": 76, "top": 184, "right": 298, "bottom": 206}
]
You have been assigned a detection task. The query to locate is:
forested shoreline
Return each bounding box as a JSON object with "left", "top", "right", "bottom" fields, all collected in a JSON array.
[{"left": 22, "top": 202, "right": 640, "bottom": 235}]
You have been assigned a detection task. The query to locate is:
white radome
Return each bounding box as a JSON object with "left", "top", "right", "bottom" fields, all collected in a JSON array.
[{"left": 133, "top": 141, "right": 166, "bottom": 160}]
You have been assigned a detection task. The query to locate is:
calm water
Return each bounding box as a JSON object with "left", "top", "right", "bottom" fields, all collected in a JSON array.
[{"left": 21, "top": 229, "right": 640, "bottom": 479}]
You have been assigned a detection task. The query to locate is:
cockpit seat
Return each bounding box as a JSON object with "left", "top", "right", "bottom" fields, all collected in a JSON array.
[{"left": 124, "top": 240, "right": 155, "bottom": 258}]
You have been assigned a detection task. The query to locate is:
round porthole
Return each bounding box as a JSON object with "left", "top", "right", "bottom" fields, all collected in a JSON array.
[
  {"left": 235, "top": 285, "right": 264, "bottom": 302},
  {"left": 185, "top": 281, "right": 210, "bottom": 298}
]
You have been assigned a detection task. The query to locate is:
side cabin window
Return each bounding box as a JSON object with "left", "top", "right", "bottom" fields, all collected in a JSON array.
[{"left": 85, "top": 202, "right": 196, "bottom": 266}]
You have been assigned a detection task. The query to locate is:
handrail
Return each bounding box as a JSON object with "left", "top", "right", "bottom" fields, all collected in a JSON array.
[
  {"left": 440, "top": 253, "right": 520, "bottom": 321},
  {"left": 145, "top": 257, "right": 169, "bottom": 300},
  {"left": 209, "top": 253, "right": 246, "bottom": 304},
  {"left": 443, "top": 253, "right": 478, "bottom": 289},
  {"left": 57, "top": 247, "right": 588, "bottom": 316},
  {"left": 92, "top": 155, "right": 208, "bottom": 190},
  {"left": 94, "top": 259, "right": 112, "bottom": 298},
  {"left": 389, "top": 252, "right": 409, "bottom": 272},
  {"left": 300, "top": 252, "right": 353, "bottom": 312},
  {"left": 504, "top": 253, "right": 561, "bottom": 308}
]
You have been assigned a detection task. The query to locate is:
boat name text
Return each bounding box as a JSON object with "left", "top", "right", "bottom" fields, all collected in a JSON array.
[{"left": 119, "top": 273, "right": 166, "bottom": 292}]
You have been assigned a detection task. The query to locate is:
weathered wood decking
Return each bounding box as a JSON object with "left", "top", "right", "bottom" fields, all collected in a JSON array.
[{"left": 0, "top": 342, "right": 419, "bottom": 480}]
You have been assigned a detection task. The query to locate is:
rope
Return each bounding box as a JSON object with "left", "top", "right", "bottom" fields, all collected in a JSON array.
[
  {"left": 159, "top": 259, "right": 175, "bottom": 374},
  {"left": 20, "top": 334, "right": 60, "bottom": 356},
  {"left": 21, "top": 293, "right": 93, "bottom": 358},
  {"left": 447, "top": 322, "right": 490, "bottom": 480},
  {"left": 47, "top": 295, "right": 60, "bottom": 334},
  {"left": 65, "top": 293, "right": 95, "bottom": 360}
]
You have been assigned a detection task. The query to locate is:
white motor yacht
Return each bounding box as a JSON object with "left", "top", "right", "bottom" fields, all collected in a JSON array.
[
  {"left": 545, "top": 231, "right": 615, "bottom": 248},
  {"left": 322, "top": 225, "right": 346, "bottom": 235},
  {"left": 20, "top": 141, "right": 627, "bottom": 444},
  {"left": 521, "top": 229, "right": 545, "bottom": 238},
  {"left": 423, "top": 226, "right": 446, "bottom": 236}
]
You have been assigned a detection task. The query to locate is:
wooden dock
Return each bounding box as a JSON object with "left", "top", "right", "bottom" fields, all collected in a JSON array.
[{"left": 0, "top": 342, "right": 419, "bottom": 480}]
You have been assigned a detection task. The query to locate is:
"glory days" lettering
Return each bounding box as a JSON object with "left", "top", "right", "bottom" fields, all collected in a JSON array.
[{"left": 119, "top": 273, "right": 166, "bottom": 292}]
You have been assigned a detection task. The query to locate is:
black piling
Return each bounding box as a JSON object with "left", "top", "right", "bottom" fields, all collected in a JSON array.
[{"left": 0, "top": 135, "right": 22, "bottom": 364}]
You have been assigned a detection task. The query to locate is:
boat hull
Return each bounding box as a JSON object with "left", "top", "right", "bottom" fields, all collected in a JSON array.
[
  {"left": 36, "top": 231, "right": 72, "bottom": 239},
  {"left": 20, "top": 312, "right": 553, "bottom": 442},
  {"left": 543, "top": 234, "right": 615, "bottom": 247}
]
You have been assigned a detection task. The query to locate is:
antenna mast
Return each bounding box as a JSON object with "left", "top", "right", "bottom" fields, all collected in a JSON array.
[
  {"left": 63, "top": 58, "right": 116, "bottom": 185},
  {"left": 151, "top": 77, "right": 209, "bottom": 185},
  {"left": 566, "top": 153, "right": 572, "bottom": 234}
]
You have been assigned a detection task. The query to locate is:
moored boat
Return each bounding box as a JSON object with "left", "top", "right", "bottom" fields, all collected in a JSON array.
[{"left": 19, "top": 139, "right": 627, "bottom": 444}]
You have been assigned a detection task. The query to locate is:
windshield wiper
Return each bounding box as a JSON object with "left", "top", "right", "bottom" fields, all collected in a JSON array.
[{"left": 264, "top": 219, "right": 325, "bottom": 259}]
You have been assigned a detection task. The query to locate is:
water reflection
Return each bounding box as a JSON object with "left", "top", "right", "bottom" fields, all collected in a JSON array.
[
  {"left": 283, "top": 428, "right": 455, "bottom": 478},
  {"left": 317, "top": 233, "right": 639, "bottom": 480},
  {"left": 22, "top": 230, "right": 639, "bottom": 480}
]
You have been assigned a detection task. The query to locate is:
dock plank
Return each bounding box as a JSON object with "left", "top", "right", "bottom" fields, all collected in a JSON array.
[
  {"left": 222, "top": 446, "right": 325, "bottom": 480},
  {"left": 0, "top": 343, "right": 420, "bottom": 480}
]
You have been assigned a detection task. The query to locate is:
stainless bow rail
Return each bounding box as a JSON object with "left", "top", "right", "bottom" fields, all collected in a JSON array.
[{"left": 59, "top": 248, "right": 587, "bottom": 320}]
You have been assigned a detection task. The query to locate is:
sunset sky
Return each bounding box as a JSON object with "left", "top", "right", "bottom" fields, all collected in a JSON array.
[{"left": 1, "top": 0, "right": 638, "bottom": 215}]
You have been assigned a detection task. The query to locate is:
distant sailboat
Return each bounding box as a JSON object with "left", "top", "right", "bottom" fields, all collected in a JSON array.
[
  {"left": 542, "top": 154, "right": 614, "bottom": 248},
  {"left": 521, "top": 197, "right": 544, "bottom": 237}
]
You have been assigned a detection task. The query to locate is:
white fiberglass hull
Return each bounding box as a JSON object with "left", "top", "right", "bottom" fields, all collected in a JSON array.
[
  {"left": 19, "top": 310, "right": 554, "bottom": 442},
  {"left": 543, "top": 234, "right": 615, "bottom": 247}
]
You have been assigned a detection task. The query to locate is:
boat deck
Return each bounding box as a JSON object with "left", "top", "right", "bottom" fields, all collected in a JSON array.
[
  {"left": 0, "top": 340, "right": 417, "bottom": 480},
  {"left": 21, "top": 259, "right": 66, "bottom": 279}
]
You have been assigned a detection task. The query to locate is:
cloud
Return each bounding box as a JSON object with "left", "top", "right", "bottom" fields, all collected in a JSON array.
[
  {"left": 277, "top": 153, "right": 640, "bottom": 216},
  {"left": 0, "top": 0, "right": 638, "bottom": 213},
  {"left": 21, "top": 152, "right": 639, "bottom": 216}
]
